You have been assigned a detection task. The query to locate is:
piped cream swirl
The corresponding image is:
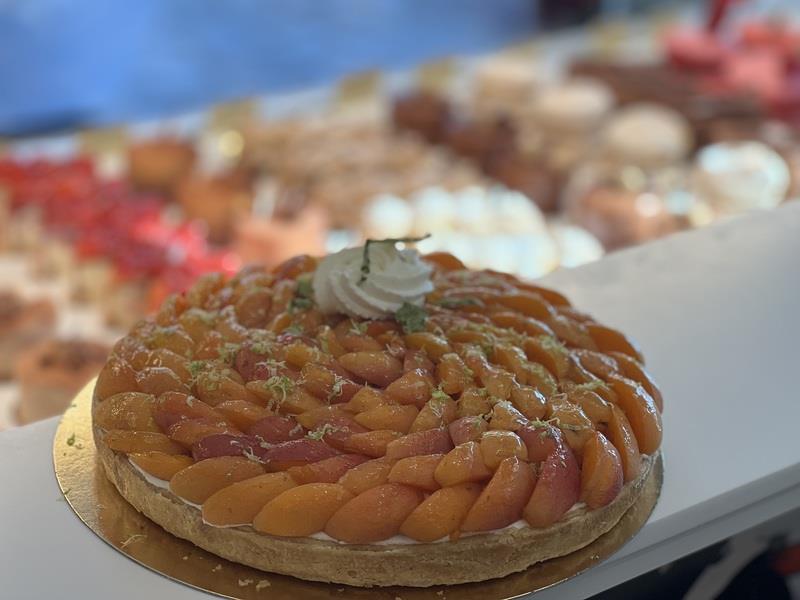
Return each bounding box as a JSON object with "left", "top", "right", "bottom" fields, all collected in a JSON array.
[{"left": 312, "top": 243, "right": 433, "bottom": 319}]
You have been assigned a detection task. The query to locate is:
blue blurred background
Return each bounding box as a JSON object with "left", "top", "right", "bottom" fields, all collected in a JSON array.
[{"left": 0, "top": 0, "right": 544, "bottom": 135}]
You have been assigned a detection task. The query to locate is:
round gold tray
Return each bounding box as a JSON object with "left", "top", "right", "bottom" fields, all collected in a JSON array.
[{"left": 54, "top": 380, "right": 663, "bottom": 599}]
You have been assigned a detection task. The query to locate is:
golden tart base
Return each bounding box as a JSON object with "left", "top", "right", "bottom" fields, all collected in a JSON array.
[{"left": 57, "top": 380, "right": 663, "bottom": 597}]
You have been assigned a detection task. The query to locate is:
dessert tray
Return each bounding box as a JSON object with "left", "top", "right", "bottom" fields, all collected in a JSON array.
[{"left": 55, "top": 244, "right": 663, "bottom": 597}]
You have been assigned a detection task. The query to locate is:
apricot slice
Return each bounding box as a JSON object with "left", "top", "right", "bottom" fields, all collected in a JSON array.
[
  {"left": 580, "top": 431, "right": 623, "bottom": 509},
  {"left": 387, "top": 454, "right": 443, "bottom": 491},
  {"left": 404, "top": 332, "right": 452, "bottom": 361},
  {"left": 479, "top": 430, "right": 528, "bottom": 470},
  {"left": 606, "top": 404, "right": 642, "bottom": 482},
  {"left": 260, "top": 439, "right": 341, "bottom": 471},
  {"left": 448, "top": 416, "right": 488, "bottom": 446},
  {"left": 287, "top": 454, "right": 369, "bottom": 484},
  {"left": 522, "top": 336, "right": 570, "bottom": 380},
  {"left": 517, "top": 422, "right": 564, "bottom": 463},
  {"left": 202, "top": 472, "right": 296, "bottom": 526},
  {"left": 384, "top": 369, "right": 434, "bottom": 407},
  {"left": 461, "top": 457, "right": 536, "bottom": 532},
  {"left": 95, "top": 357, "right": 139, "bottom": 401},
  {"left": 523, "top": 443, "right": 580, "bottom": 528},
  {"left": 403, "top": 349, "right": 435, "bottom": 376},
  {"left": 495, "top": 292, "right": 554, "bottom": 320},
  {"left": 168, "top": 418, "right": 240, "bottom": 448},
  {"left": 153, "top": 391, "right": 226, "bottom": 432},
  {"left": 456, "top": 387, "right": 491, "bottom": 417},
  {"left": 385, "top": 428, "right": 453, "bottom": 460},
  {"left": 169, "top": 457, "right": 264, "bottom": 504},
  {"left": 546, "top": 401, "right": 593, "bottom": 458},
  {"left": 610, "top": 352, "right": 663, "bottom": 413},
  {"left": 434, "top": 441, "right": 492, "bottom": 487},
  {"left": 104, "top": 430, "right": 187, "bottom": 455},
  {"left": 608, "top": 375, "right": 662, "bottom": 455},
  {"left": 136, "top": 366, "right": 190, "bottom": 397},
  {"left": 338, "top": 458, "right": 394, "bottom": 495},
  {"left": 354, "top": 404, "right": 419, "bottom": 433},
  {"left": 254, "top": 483, "right": 354, "bottom": 537},
  {"left": 343, "top": 387, "right": 389, "bottom": 413},
  {"left": 191, "top": 433, "right": 260, "bottom": 461},
  {"left": 214, "top": 400, "right": 273, "bottom": 431},
  {"left": 399, "top": 483, "right": 482, "bottom": 542},
  {"left": 338, "top": 352, "right": 403, "bottom": 387},
  {"left": 409, "top": 395, "right": 457, "bottom": 432},
  {"left": 509, "top": 384, "right": 548, "bottom": 420},
  {"left": 423, "top": 251, "right": 466, "bottom": 271},
  {"left": 294, "top": 405, "right": 349, "bottom": 430},
  {"left": 488, "top": 401, "right": 528, "bottom": 432},
  {"left": 247, "top": 415, "right": 304, "bottom": 444},
  {"left": 325, "top": 483, "right": 423, "bottom": 543},
  {"left": 343, "top": 430, "right": 402, "bottom": 457},
  {"left": 130, "top": 452, "right": 194, "bottom": 480},
  {"left": 586, "top": 323, "right": 644, "bottom": 363},
  {"left": 435, "top": 353, "right": 473, "bottom": 395},
  {"left": 94, "top": 392, "right": 158, "bottom": 432}
]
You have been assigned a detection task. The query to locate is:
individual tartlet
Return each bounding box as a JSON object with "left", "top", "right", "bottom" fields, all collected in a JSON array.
[
  {"left": 471, "top": 56, "right": 546, "bottom": 119},
  {"left": 92, "top": 241, "right": 663, "bottom": 587},
  {"left": 0, "top": 291, "right": 57, "bottom": 380},
  {"left": 17, "top": 338, "right": 109, "bottom": 424},
  {"left": 128, "top": 137, "right": 196, "bottom": 194}
]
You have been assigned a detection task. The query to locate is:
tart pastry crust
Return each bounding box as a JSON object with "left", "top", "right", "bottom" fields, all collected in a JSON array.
[{"left": 95, "top": 424, "right": 656, "bottom": 587}]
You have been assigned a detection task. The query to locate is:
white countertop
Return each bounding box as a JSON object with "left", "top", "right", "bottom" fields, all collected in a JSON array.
[{"left": 2, "top": 204, "right": 800, "bottom": 599}]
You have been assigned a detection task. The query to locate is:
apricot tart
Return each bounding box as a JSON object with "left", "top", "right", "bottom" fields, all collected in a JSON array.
[{"left": 91, "top": 241, "right": 663, "bottom": 587}]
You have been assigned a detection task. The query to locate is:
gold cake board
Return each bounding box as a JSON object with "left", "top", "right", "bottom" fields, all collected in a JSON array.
[{"left": 54, "top": 381, "right": 663, "bottom": 599}]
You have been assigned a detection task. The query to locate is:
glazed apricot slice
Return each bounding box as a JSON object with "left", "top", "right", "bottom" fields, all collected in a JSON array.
[
  {"left": 338, "top": 458, "right": 394, "bottom": 495},
  {"left": 287, "top": 454, "right": 369, "bottom": 484},
  {"left": 479, "top": 430, "right": 528, "bottom": 470},
  {"left": 136, "top": 366, "right": 190, "bottom": 397},
  {"left": 610, "top": 352, "right": 663, "bottom": 413},
  {"left": 343, "top": 430, "right": 402, "bottom": 457},
  {"left": 384, "top": 369, "right": 434, "bottom": 407},
  {"left": 213, "top": 400, "right": 273, "bottom": 431},
  {"left": 343, "top": 387, "right": 389, "bottom": 413},
  {"left": 260, "top": 439, "right": 341, "bottom": 471},
  {"left": 253, "top": 483, "right": 354, "bottom": 537},
  {"left": 488, "top": 401, "right": 528, "bottom": 432},
  {"left": 404, "top": 332, "right": 452, "bottom": 361},
  {"left": 606, "top": 404, "right": 642, "bottom": 483},
  {"left": 434, "top": 441, "right": 492, "bottom": 487},
  {"left": 202, "top": 472, "right": 296, "bottom": 526},
  {"left": 104, "top": 430, "right": 187, "bottom": 455},
  {"left": 523, "top": 443, "right": 580, "bottom": 528},
  {"left": 400, "top": 483, "right": 482, "bottom": 542},
  {"left": 387, "top": 454, "right": 443, "bottom": 491},
  {"left": 435, "top": 353, "right": 473, "bottom": 395},
  {"left": 325, "top": 483, "right": 423, "bottom": 543},
  {"left": 495, "top": 292, "right": 554, "bottom": 321},
  {"left": 586, "top": 323, "right": 644, "bottom": 363},
  {"left": 461, "top": 457, "right": 536, "bottom": 532},
  {"left": 423, "top": 251, "right": 466, "bottom": 271},
  {"left": 94, "top": 357, "right": 139, "bottom": 401},
  {"left": 338, "top": 352, "right": 403, "bottom": 387},
  {"left": 168, "top": 418, "right": 241, "bottom": 448},
  {"left": 409, "top": 395, "right": 457, "bottom": 432},
  {"left": 169, "top": 456, "right": 264, "bottom": 504},
  {"left": 580, "top": 431, "right": 623, "bottom": 509},
  {"left": 191, "top": 433, "right": 260, "bottom": 461},
  {"left": 354, "top": 404, "right": 419, "bottom": 433},
  {"left": 294, "top": 405, "right": 350, "bottom": 430},
  {"left": 608, "top": 375, "right": 662, "bottom": 455},
  {"left": 456, "top": 387, "right": 491, "bottom": 418},
  {"left": 130, "top": 452, "right": 194, "bottom": 481},
  {"left": 247, "top": 415, "right": 304, "bottom": 444},
  {"left": 448, "top": 416, "right": 488, "bottom": 446},
  {"left": 94, "top": 392, "right": 158, "bottom": 432},
  {"left": 385, "top": 428, "right": 453, "bottom": 460},
  {"left": 153, "top": 391, "right": 227, "bottom": 432}
]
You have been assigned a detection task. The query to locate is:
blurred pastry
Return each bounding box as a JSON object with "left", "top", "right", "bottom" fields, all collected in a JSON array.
[
  {"left": 0, "top": 292, "right": 57, "bottom": 380},
  {"left": 484, "top": 150, "right": 560, "bottom": 212},
  {"left": 444, "top": 117, "right": 515, "bottom": 167},
  {"left": 691, "top": 141, "right": 790, "bottom": 215},
  {"left": 530, "top": 77, "right": 615, "bottom": 137},
  {"left": 175, "top": 170, "right": 253, "bottom": 244},
  {"left": 128, "top": 137, "right": 196, "bottom": 193},
  {"left": 15, "top": 338, "right": 109, "bottom": 424},
  {"left": 392, "top": 91, "right": 452, "bottom": 143},
  {"left": 600, "top": 103, "right": 693, "bottom": 169},
  {"left": 472, "top": 56, "right": 546, "bottom": 118}
]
